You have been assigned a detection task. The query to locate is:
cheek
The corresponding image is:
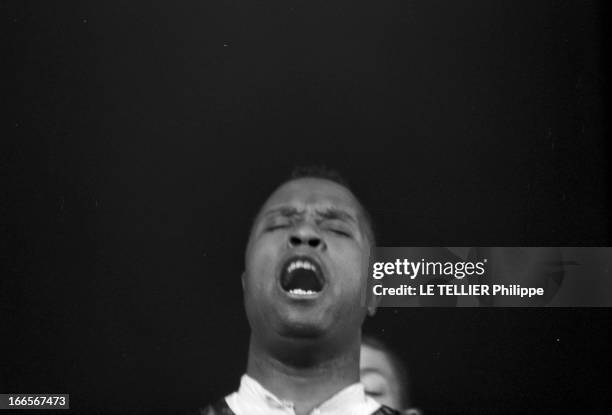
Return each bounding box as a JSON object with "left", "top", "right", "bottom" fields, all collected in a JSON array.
[
  {"left": 244, "top": 239, "right": 280, "bottom": 293},
  {"left": 247, "top": 235, "right": 280, "bottom": 269},
  {"left": 331, "top": 243, "right": 369, "bottom": 289}
]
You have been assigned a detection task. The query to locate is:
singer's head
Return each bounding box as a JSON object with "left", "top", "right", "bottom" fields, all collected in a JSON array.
[{"left": 241, "top": 166, "right": 379, "bottom": 357}]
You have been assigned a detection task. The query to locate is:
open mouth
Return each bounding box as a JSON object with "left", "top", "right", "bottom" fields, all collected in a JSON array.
[{"left": 280, "top": 256, "right": 325, "bottom": 297}]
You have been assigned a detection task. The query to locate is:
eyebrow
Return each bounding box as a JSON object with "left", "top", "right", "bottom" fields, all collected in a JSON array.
[
  {"left": 316, "top": 207, "right": 357, "bottom": 224},
  {"left": 262, "top": 206, "right": 301, "bottom": 218},
  {"left": 360, "top": 367, "right": 385, "bottom": 376},
  {"left": 262, "top": 206, "right": 357, "bottom": 224}
]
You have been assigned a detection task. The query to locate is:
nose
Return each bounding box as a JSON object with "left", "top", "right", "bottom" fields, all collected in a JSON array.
[{"left": 288, "top": 223, "right": 326, "bottom": 250}]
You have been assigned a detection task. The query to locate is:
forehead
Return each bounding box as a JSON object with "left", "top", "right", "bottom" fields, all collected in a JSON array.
[
  {"left": 360, "top": 345, "right": 398, "bottom": 382},
  {"left": 260, "top": 178, "right": 362, "bottom": 215}
]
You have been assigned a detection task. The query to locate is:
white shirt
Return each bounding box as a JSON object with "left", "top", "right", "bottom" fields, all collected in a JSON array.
[{"left": 225, "top": 374, "right": 382, "bottom": 415}]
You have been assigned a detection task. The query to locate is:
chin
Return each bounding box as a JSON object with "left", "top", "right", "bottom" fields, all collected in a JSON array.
[{"left": 277, "top": 318, "right": 328, "bottom": 339}]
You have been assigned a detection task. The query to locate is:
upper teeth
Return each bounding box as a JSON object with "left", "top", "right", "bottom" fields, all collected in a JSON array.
[{"left": 287, "top": 260, "right": 317, "bottom": 273}]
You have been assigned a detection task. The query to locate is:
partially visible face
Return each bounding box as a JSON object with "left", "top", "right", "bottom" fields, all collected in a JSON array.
[
  {"left": 243, "top": 178, "right": 373, "bottom": 343},
  {"left": 360, "top": 344, "right": 403, "bottom": 410}
]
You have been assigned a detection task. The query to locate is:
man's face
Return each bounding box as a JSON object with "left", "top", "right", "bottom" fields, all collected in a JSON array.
[{"left": 243, "top": 178, "right": 373, "bottom": 342}]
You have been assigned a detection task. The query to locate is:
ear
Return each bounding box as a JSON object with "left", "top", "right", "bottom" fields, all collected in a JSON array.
[
  {"left": 367, "top": 291, "right": 382, "bottom": 316},
  {"left": 365, "top": 247, "right": 381, "bottom": 316}
]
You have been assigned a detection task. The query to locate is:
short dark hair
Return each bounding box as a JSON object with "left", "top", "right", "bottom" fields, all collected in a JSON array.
[
  {"left": 288, "top": 165, "right": 377, "bottom": 248},
  {"left": 362, "top": 335, "right": 412, "bottom": 409},
  {"left": 289, "top": 165, "right": 352, "bottom": 189}
]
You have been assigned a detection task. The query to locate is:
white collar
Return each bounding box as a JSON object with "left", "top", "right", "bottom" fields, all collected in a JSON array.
[{"left": 225, "top": 374, "right": 381, "bottom": 415}]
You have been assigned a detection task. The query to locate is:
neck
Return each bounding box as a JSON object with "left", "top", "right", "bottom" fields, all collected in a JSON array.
[{"left": 246, "top": 334, "right": 361, "bottom": 415}]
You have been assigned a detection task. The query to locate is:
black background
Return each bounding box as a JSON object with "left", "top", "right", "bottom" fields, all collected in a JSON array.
[{"left": 3, "top": 1, "right": 611, "bottom": 413}]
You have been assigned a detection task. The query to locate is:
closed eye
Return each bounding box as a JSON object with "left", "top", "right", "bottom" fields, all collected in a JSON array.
[
  {"left": 264, "top": 218, "right": 291, "bottom": 232},
  {"left": 318, "top": 219, "right": 352, "bottom": 237},
  {"left": 266, "top": 224, "right": 289, "bottom": 232}
]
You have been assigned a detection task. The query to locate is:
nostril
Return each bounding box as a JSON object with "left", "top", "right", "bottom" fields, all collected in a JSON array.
[
  {"left": 289, "top": 236, "right": 302, "bottom": 246},
  {"left": 308, "top": 238, "right": 320, "bottom": 248}
]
